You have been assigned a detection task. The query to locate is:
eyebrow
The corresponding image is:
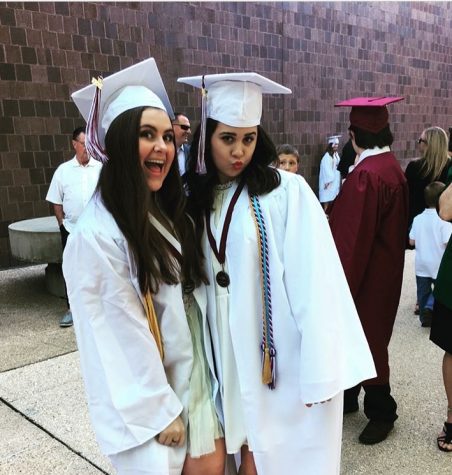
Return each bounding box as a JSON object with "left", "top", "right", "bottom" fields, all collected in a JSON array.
[
  {"left": 218, "top": 131, "right": 257, "bottom": 137},
  {"left": 140, "top": 124, "right": 174, "bottom": 134}
]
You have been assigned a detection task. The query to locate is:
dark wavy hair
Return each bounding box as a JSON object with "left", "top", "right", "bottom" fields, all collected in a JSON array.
[
  {"left": 349, "top": 124, "right": 394, "bottom": 149},
  {"left": 98, "top": 106, "right": 207, "bottom": 294},
  {"left": 186, "top": 118, "right": 280, "bottom": 225}
]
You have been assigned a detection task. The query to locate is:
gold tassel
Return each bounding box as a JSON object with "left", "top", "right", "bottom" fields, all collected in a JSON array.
[
  {"left": 262, "top": 347, "right": 272, "bottom": 385},
  {"left": 144, "top": 291, "right": 164, "bottom": 360},
  {"left": 91, "top": 76, "right": 103, "bottom": 89}
]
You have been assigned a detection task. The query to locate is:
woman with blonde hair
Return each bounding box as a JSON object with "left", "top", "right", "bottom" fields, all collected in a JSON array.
[
  {"left": 405, "top": 126, "right": 451, "bottom": 316},
  {"left": 406, "top": 126, "right": 451, "bottom": 230}
]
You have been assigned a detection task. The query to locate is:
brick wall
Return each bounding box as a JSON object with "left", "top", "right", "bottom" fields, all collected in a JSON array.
[{"left": 1, "top": 1, "right": 452, "bottom": 267}]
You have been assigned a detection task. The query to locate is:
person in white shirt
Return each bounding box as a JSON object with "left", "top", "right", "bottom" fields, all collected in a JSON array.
[
  {"left": 409, "top": 181, "right": 452, "bottom": 327},
  {"left": 172, "top": 112, "right": 191, "bottom": 177},
  {"left": 46, "top": 126, "right": 102, "bottom": 327}
]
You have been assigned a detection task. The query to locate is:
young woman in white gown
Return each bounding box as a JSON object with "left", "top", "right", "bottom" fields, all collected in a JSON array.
[
  {"left": 64, "top": 59, "right": 224, "bottom": 475},
  {"left": 179, "top": 73, "right": 376, "bottom": 475},
  {"left": 319, "top": 135, "right": 342, "bottom": 210}
]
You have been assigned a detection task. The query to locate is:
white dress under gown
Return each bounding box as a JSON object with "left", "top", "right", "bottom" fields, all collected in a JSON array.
[
  {"left": 183, "top": 292, "right": 223, "bottom": 457},
  {"left": 201, "top": 171, "right": 376, "bottom": 475}
]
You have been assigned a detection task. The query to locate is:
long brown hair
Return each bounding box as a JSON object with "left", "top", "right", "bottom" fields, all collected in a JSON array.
[{"left": 99, "top": 106, "right": 207, "bottom": 294}]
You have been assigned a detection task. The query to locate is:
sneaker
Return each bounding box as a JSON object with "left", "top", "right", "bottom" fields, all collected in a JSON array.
[
  {"left": 421, "top": 308, "right": 433, "bottom": 327},
  {"left": 60, "top": 310, "right": 73, "bottom": 328},
  {"left": 359, "top": 420, "right": 394, "bottom": 445}
]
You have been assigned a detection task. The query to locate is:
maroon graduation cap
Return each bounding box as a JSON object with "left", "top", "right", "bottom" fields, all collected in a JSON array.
[{"left": 335, "top": 96, "right": 404, "bottom": 134}]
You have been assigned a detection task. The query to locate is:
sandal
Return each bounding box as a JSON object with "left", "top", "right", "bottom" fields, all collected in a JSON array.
[{"left": 437, "top": 422, "right": 452, "bottom": 452}]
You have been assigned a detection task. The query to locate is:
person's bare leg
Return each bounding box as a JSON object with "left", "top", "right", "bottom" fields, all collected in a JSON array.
[
  {"left": 238, "top": 445, "right": 258, "bottom": 475},
  {"left": 438, "top": 352, "right": 452, "bottom": 451},
  {"left": 182, "top": 438, "right": 226, "bottom": 475}
]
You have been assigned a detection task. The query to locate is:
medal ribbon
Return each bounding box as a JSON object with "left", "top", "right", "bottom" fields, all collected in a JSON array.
[{"left": 206, "top": 180, "right": 245, "bottom": 265}]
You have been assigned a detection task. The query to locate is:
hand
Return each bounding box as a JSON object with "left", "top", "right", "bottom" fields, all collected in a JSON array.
[
  {"left": 305, "top": 399, "right": 332, "bottom": 408},
  {"left": 157, "top": 416, "right": 185, "bottom": 447}
]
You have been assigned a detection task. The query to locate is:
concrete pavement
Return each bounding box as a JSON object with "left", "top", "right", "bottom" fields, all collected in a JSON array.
[{"left": 0, "top": 253, "right": 451, "bottom": 474}]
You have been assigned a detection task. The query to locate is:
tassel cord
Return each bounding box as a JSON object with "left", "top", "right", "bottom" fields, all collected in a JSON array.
[
  {"left": 196, "top": 75, "right": 208, "bottom": 174},
  {"left": 86, "top": 76, "right": 109, "bottom": 164}
]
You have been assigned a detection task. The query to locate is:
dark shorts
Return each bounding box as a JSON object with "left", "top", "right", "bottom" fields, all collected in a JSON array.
[{"left": 430, "top": 300, "right": 452, "bottom": 354}]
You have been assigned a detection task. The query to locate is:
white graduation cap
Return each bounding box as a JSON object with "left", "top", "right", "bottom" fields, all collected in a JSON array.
[
  {"left": 178, "top": 72, "right": 291, "bottom": 128},
  {"left": 72, "top": 58, "right": 174, "bottom": 163},
  {"left": 327, "top": 135, "right": 342, "bottom": 145},
  {"left": 177, "top": 72, "right": 291, "bottom": 173}
]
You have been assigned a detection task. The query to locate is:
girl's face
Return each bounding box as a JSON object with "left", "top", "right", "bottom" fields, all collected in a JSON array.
[
  {"left": 139, "top": 108, "right": 175, "bottom": 192},
  {"left": 210, "top": 122, "right": 258, "bottom": 183},
  {"left": 278, "top": 153, "right": 298, "bottom": 173}
]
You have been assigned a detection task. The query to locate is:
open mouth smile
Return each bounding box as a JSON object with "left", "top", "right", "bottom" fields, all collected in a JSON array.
[{"left": 144, "top": 159, "right": 165, "bottom": 172}]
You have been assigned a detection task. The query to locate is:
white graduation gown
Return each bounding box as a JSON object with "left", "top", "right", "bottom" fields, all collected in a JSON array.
[
  {"left": 63, "top": 195, "right": 193, "bottom": 475},
  {"left": 319, "top": 151, "right": 341, "bottom": 202},
  {"left": 202, "top": 171, "right": 376, "bottom": 475}
]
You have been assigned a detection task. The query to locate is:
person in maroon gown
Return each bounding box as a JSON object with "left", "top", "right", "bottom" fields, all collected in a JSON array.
[{"left": 329, "top": 97, "right": 409, "bottom": 445}]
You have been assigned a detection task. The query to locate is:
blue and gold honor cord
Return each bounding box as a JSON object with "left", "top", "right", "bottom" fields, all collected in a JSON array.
[{"left": 250, "top": 194, "right": 276, "bottom": 389}]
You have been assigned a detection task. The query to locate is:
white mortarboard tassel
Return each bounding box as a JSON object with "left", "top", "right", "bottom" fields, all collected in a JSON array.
[
  {"left": 72, "top": 58, "right": 174, "bottom": 163},
  {"left": 197, "top": 76, "right": 208, "bottom": 174},
  {"left": 178, "top": 72, "right": 291, "bottom": 175},
  {"left": 85, "top": 77, "right": 107, "bottom": 163}
]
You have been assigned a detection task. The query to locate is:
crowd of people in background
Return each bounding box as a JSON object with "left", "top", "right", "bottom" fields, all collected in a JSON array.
[{"left": 46, "top": 56, "right": 452, "bottom": 473}]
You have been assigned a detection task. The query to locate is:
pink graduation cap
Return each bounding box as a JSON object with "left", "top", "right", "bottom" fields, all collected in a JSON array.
[{"left": 335, "top": 96, "right": 404, "bottom": 134}]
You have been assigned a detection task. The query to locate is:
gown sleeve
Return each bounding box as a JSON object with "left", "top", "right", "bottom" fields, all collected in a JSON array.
[
  {"left": 281, "top": 175, "right": 376, "bottom": 403},
  {"left": 63, "top": 227, "right": 184, "bottom": 455}
]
